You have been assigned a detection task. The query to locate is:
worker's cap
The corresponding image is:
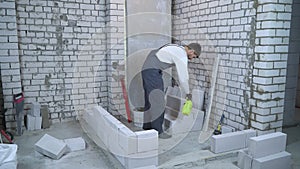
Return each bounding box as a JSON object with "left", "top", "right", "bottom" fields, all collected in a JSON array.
[{"left": 187, "top": 43, "right": 201, "bottom": 57}]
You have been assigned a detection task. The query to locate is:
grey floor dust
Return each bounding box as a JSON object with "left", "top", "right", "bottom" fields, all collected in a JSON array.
[{"left": 13, "top": 120, "right": 300, "bottom": 169}]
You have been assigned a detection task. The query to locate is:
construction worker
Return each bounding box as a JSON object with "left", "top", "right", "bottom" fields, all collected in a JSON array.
[{"left": 142, "top": 43, "right": 201, "bottom": 139}]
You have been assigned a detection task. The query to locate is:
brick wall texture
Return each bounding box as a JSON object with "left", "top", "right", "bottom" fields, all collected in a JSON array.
[
  {"left": 172, "top": 0, "right": 293, "bottom": 134},
  {"left": 0, "top": 0, "right": 296, "bottom": 134},
  {"left": 0, "top": 70, "right": 4, "bottom": 128}
]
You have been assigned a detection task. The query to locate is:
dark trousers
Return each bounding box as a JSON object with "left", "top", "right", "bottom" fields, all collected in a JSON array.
[{"left": 142, "top": 69, "right": 165, "bottom": 134}]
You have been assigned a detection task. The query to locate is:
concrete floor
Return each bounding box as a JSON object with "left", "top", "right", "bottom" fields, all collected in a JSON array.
[
  {"left": 283, "top": 124, "right": 300, "bottom": 169},
  {"left": 15, "top": 121, "right": 123, "bottom": 169},
  {"left": 13, "top": 120, "right": 300, "bottom": 169}
]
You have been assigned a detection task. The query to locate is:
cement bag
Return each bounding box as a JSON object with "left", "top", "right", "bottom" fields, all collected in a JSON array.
[{"left": 0, "top": 144, "right": 18, "bottom": 169}]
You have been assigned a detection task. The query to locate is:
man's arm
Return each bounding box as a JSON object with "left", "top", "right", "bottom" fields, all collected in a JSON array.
[{"left": 172, "top": 56, "right": 190, "bottom": 95}]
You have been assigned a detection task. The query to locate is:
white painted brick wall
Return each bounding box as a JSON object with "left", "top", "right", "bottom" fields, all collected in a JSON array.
[
  {"left": 0, "top": 0, "right": 293, "bottom": 132},
  {"left": 0, "top": 0, "right": 23, "bottom": 130},
  {"left": 173, "top": 0, "right": 256, "bottom": 131},
  {"left": 252, "top": 0, "right": 292, "bottom": 133},
  {"left": 4, "top": 0, "right": 115, "bottom": 127},
  {"left": 106, "top": 0, "right": 125, "bottom": 116}
]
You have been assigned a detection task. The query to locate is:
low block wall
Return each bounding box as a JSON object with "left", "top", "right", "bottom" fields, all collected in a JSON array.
[{"left": 80, "top": 106, "right": 158, "bottom": 169}]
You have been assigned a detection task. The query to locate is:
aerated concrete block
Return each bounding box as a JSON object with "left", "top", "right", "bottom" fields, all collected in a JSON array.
[
  {"left": 35, "top": 116, "right": 42, "bottom": 130},
  {"left": 166, "top": 95, "right": 181, "bottom": 112},
  {"left": 105, "top": 115, "right": 126, "bottom": 156},
  {"left": 107, "top": 124, "right": 124, "bottom": 156},
  {"left": 192, "top": 89, "right": 205, "bottom": 110},
  {"left": 41, "top": 106, "right": 50, "bottom": 129},
  {"left": 191, "top": 109, "right": 204, "bottom": 131},
  {"left": 252, "top": 151, "right": 292, "bottom": 169},
  {"left": 93, "top": 106, "right": 109, "bottom": 116},
  {"left": 26, "top": 115, "right": 35, "bottom": 131},
  {"left": 210, "top": 130, "right": 246, "bottom": 153},
  {"left": 135, "top": 130, "right": 158, "bottom": 153},
  {"left": 118, "top": 126, "right": 137, "bottom": 155},
  {"left": 221, "top": 125, "right": 235, "bottom": 134},
  {"left": 35, "top": 134, "right": 68, "bottom": 160},
  {"left": 90, "top": 108, "right": 108, "bottom": 146},
  {"left": 0, "top": 144, "right": 18, "bottom": 165},
  {"left": 64, "top": 137, "right": 86, "bottom": 152},
  {"left": 237, "top": 149, "right": 247, "bottom": 169},
  {"left": 248, "top": 132, "right": 287, "bottom": 158},
  {"left": 237, "top": 149, "right": 252, "bottom": 169},
  {"left": 243, "top": 129, "right": 257, "bottom": 147},
  {"left": 173, "top": 86, "right": 181, "bottom": 96},
  {"left": 27, "top": 115, "right": 42, "bottom": 130},
  {"left": 29, "top": 102, "right": 41, "bottom": 117},
  {"left": 165, "top": 86, "right": 173, "bottom": 96}
]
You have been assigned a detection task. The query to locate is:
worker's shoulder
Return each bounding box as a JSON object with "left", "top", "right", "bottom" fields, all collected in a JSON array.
[
  {"left": 161, "top": 44, "right": 185, "bottom": 52},
  {"left": 161, "top": 43, "right": 183, "bottom": 49}
]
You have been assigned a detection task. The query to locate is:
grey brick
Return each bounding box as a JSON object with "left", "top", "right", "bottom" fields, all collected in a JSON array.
[{"left": 0, "top": 1, "right": 15, "bottom": 9}]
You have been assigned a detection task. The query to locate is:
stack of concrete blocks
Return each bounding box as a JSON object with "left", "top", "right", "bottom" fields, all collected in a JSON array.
[
  {"left": 238, "top": 132, "right": 292, "bottom": 169},
  {"left": 27, "top": 102, "right": 42, "bottom": 131},
  {"left": 35, "top": 134, "right": 68, "bottom": 160},
  {"left": 164, "top": 87, "right": 205, "bottom": 135},
  {"left": 81, "top": 106, "right": 158, "bottom": 169},
  {"left": 0, "top": 144, "right": 18, "bottom": 169},
  {"left": 210, "top": 129, "right": 257, "bottom": 153}
]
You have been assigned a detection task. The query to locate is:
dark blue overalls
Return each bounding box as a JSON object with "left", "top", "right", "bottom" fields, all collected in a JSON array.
[{"left": 142, "top": 48, "right": 174, "bottom": 134}]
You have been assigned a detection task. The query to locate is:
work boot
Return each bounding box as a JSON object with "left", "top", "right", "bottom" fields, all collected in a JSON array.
[{"left": 159, "top": 132, "right": 172, "bottom": 139}]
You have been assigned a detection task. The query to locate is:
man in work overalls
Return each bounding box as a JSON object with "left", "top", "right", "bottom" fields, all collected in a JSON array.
[{"left": 142, "top": 43, "right": 201, "bottom": 139}]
